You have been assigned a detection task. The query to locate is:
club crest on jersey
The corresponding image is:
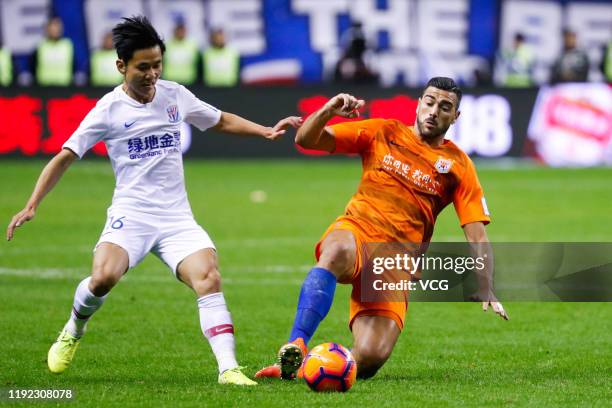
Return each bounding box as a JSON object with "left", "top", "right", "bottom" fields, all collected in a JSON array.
[
  {"left": 166, "top": 105, "right": 181, "bottom": 123},
  {"left": 434, "top": 157, "right": 453, "bottom": 173}
]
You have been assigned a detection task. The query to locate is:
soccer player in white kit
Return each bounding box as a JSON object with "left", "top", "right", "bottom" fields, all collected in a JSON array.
[{"left": 5, "top": 16, "right": 301, "bottom": 386}]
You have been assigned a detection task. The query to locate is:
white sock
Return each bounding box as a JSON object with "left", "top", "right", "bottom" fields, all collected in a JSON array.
[
  {"left": 63, "top": 277, "right": 107, "bottom": 338},
  {"left": 198, "top": 292, "right": 239, "bottom": 374}
]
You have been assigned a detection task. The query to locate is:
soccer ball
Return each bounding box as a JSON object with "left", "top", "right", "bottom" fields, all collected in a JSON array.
[{"left": 303, "top": 342, "right": 357, "bottom": 392}]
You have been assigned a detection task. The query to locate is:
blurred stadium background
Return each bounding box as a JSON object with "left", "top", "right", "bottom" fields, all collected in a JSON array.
[
  {"left": 1, "top": 0, "right": 611, "bottom": 406},
  {"left": 0, "top": 0, "right": 611, "bottom": 164}
]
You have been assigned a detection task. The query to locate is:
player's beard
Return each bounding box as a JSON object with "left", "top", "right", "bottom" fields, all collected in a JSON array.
[{"left": 416, "top": 117, "right": 450, "bottom": 140}]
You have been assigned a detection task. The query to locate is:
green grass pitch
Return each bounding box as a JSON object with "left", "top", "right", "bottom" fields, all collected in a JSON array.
[{"left": 1, "top": 159, "right": 611, "bottom": 407}]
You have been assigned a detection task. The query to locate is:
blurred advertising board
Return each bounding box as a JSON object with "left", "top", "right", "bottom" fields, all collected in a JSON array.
[
  {"left": 0, "top": 84, "right": 609, "bottom": 166},
  {"left": 528, "top": 83, "right": 612, "bottom": 166}
]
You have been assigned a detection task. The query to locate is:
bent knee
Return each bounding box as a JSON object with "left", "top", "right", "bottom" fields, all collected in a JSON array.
[
  {"left": 90, "top": 244, "right": 128, "bottom": 296},
  {"left": 90, "top": 266, "right": 123, "bottom": 296},
  {"left": 191, "top": 267, "right": 222, "bottom": 296},
  {"left": 319, "top": 240, "right": 356, "bottom": 277}
]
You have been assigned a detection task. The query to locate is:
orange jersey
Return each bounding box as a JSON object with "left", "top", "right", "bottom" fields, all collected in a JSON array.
[{"left": 330, "top": 119, "right": 490, "bottom": 243}]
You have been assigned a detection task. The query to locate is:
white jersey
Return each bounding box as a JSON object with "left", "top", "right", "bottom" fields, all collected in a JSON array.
[{"left": 63, "top": 80, "right": 221, "bottom": 215}]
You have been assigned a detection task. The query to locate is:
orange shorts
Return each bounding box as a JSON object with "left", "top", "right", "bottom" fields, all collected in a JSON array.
[{"left": 315, "top": 215, "right": 408, "bottom": 331}]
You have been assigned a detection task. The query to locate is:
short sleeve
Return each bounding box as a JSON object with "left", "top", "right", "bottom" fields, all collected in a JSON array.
[
  {"left": 453, "top": 157, "right": 491, "bottom": 226},
  {"left": 329, "top": 119, "right": 384, "bottom": 155},
  {"left": 62, "top": 103, "right": 108, "bottom": 159},
  {"left": 177, "top": 85, "right": 222, "bottom": 131}
]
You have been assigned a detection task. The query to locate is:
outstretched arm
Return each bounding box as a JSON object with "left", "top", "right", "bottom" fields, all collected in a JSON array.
[
  {"left": 463, "top": 222, "right": 509, "bottom": 320},
  {"left": 295, "top": 93, "right": 365, "bottom": 152},
  {"left": 213, "top": 112, "right": 302, "bottom": 141},
  {"left": 6, "top": 148, "right": 78, "bottom": 241}
]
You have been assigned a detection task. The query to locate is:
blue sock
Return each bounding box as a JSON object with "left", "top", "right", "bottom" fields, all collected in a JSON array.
[{"left": 289, "top": 267, "right": 337, "bottom": 345}]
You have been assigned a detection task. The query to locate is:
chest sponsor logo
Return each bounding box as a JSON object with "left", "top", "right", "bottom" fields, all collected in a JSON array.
[
  {"left": 382, "top": 153, "right": 441, "bottom": 195},
  {"left": 434, "top": 157, "right": 453, "bottom": 173},
  {"left": 127, "top": 131, "right": 181, "bottom": 159},
  {"left": 166, "top": 104, "right": 181, "bottom": 123}
]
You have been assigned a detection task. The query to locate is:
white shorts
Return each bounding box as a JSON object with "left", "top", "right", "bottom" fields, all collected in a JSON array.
[{"left": 95, "top": 207, "right": 215, "bottom": 276}]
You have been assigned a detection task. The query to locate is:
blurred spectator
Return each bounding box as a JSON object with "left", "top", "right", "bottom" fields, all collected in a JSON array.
[
  {"left": 203, "top": 29, "right": 239, "bottom": 87},
  {"left": 163, "top": 19, "right": 199, "bottom": 85},
  {"left": 0, "top": 42, "right": 12, "bottom": 86},
  {"left": 334, "top": 22, "right": 378, "bottom": 84},
  {"left": 550, "top": 30, "right": 589, "bottom": 83},
  {"left": 473, "top": 64, "right": 493, "bottom": 87},
  {"left": 90, "top": 32, "right": 122, "bottom": 87},
  {"left": 35, "top": 16, "right": 74, "bottom": 86},
  {"left": 601, "top": 41, "right": 612, "bottom": 83},
  {"left": 495, "top": 33, "right": 535, "bottom": 87}
]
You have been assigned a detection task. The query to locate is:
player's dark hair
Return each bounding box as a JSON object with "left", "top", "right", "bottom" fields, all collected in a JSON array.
[
  {"left": 112, "top": 15, "right": 165, "bottom": 63},
  {"left": 423, "top": 77, "right": 462, "bottom": 107}
]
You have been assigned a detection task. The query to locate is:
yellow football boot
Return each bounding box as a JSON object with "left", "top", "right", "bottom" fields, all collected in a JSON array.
[
  {"left": 47, "top": 330, "right": 80, "bottom": 373},
  {"left": 218, "top": 367, "right": 257, "bottom": 386}
]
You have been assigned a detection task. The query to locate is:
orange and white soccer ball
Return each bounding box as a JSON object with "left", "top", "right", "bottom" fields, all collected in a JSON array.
[{"left": 303, "top": 342, "right": 357, "bottom": 392}]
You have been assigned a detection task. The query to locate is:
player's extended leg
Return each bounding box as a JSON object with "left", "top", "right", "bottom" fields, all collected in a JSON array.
[
  {"left": 256, "top": 229, "right": 357, "bottom": 379},
  {"left": 176, "top": 248, "right": 256, "bottom": 386},
  {"left": 351, "top": 314, "right": 400, "bottom": 379},
  {"left": 48, "top": 243, "right": 128, "bottom": 373}
]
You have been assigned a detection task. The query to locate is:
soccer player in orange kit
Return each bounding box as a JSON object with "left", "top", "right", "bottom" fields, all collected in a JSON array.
[{"left": 256, "top": 77, "right": 509, "bottom": 381}]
